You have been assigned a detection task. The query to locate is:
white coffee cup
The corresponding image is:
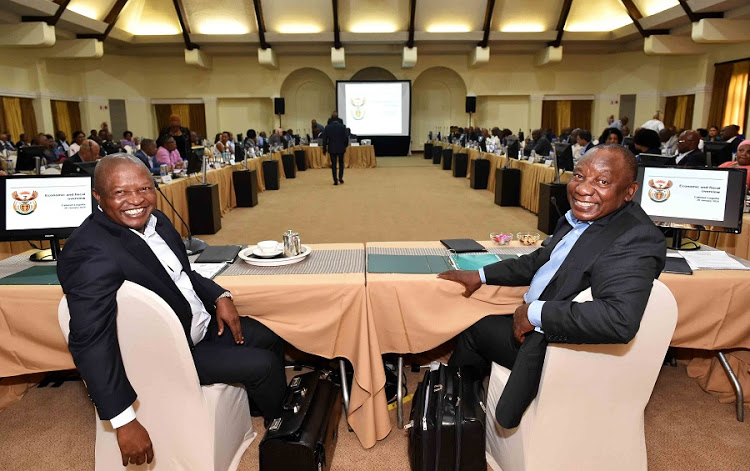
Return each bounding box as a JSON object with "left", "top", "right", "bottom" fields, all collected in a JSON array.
[{"left": 257, "top": 240, "right": 278, "bottom": 254}]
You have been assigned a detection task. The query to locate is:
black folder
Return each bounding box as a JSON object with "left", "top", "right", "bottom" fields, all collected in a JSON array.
[
  {"left": 439, "top": 239, "right": 486, "bottom": 253},
  {"left": 194, "top": 245, "right": 242, "bottom": 263}
]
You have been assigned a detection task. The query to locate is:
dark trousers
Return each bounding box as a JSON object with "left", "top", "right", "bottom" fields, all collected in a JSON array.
[
  {"left": 192, "top": 316, "right": 286, "bottom": 421},
  {"left": 330, "top": 153, "right": 344, "bottom": 182},
  {"left": 448, "top": 315, "right": 547, "bottom": 428}
]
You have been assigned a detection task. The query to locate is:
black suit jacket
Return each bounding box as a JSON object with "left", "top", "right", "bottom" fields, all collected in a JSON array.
[
  {"left": 322, "top": 121, "right": 349, "bottom": 155},
  {"left": 483, "top": 201, "right": 666, "bottom": 344},
  {"left": 676, "top": 149, "right": 706, "bottom": 167},
  {"left": 57, "top": 209, "right": 225, "bottom": 420}
]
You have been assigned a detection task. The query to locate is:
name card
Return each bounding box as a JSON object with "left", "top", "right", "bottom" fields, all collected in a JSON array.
[
  {"left": 544, "top": 160, "right": 553, "bottom": 167},
  {"left": 309, "top": 143, "right": 318, "bottom": 147},
  {"left": 528, "top": 156, "right": 535, "bottom": 163},
  {"left": 160, "top": 175, "right": 173, "bottom": 184},
  {"left": 351, "top": 142, "right": 360, "bottom": 146}
]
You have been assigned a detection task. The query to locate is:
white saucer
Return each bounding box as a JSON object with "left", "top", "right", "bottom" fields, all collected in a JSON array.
[
  {"left": 252, "top": 247, "right": 283, "bottom": 258},
  {"left": 239, "top": 245, "right": 312, "bottom": 267}
]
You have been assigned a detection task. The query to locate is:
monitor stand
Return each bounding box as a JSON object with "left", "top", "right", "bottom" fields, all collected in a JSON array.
[
  {"left": 668, "top": 229, "right": 700, "bottom": 251},
  {"left": 29, "top": 238, "right": 61, "bottom": 262}
]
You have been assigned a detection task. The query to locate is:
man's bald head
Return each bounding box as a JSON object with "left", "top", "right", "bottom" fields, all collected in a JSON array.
[
  {"left": 677, "top": 130, "right": 700, "bottom": 154},
  {"left": 581, "top": 144, "right": 638, "bottom": 182},
  {"left": 79, "top": 139, "right": 100, "bottom": 162},
  {"left": 94, "top": 153, "right": 151, "bottom": 193}
]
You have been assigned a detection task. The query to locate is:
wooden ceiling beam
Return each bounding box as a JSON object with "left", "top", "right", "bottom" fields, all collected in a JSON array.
[
  {"left": 677, "top": 0, "right": 723, "bottom": 22},
  {"left": 172, "top": 0, "right": 199, "bottom": 50},
  {"left": 77, "top": 0, "right": 129, "bottom": 41},
  {"left": 549, "top": 0, "right": 573, "bottom": 47},
  {"left": 21, "top": 0, "right": 71, "bottom": 26},
  {"left": 407, "top": 0, "right": 417, "bottom": 48},
  {"left": 253, "top": 0, "right": 270, "bottom": 49},
  {"left": 332, "top": 0, "right": 341, "bottom": 49},
  {"left": 620, "top": 0, "right": 669, "bottom": 38}
]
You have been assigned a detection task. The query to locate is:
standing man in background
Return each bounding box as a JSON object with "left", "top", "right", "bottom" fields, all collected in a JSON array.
[{"left": 322, "top": 115, "right": 348, "bottom": 186}]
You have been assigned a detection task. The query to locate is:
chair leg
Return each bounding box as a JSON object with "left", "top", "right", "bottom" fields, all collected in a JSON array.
[
  {"left": 397, "top": 356, "right": 404, "bottom": 429},
  {"left": 716, "top": 351, "right": 744, "bottom": 422},
  {"left": 339, "top": 359, "right": 350, "bottom": 415}
]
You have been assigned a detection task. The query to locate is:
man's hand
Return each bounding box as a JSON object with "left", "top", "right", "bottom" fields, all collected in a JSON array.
[
  {"left": 216, "top": 297, "right": 244, "bottom": 344},
  {"left": 116, "top": 419, "right": 153, "bottom": 466},
  {"left": 513, "top": 303, "right": 535, "bottom": 344},
  {"left": 437, "top": 270, "right": 482, "bottom": 298}
]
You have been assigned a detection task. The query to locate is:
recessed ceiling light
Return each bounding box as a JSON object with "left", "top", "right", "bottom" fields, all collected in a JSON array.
[
  {"left": 277, "top": 24, "right": 323, "bottom": 34},
  {"left": 349, "top": 22, "right": 398, "bottom": 33},
  {"left": 426, "top": 24, "right": 471, "bottom": 33}
]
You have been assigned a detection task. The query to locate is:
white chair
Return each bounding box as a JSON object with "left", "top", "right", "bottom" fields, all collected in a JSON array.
[
  {"left": 58, "top": 281, "right": 256, "bottom": 471},
  {"left": 486, "top": 280, "right": 678, "bottom": 471}
]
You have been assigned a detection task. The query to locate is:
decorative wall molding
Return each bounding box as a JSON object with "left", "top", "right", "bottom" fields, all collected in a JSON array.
[
  {"left": 543, "top": 94, "right": 596, "bottom": 101},
  {"left": 150, "top": 98, "right": 204, "bottom": 104}
]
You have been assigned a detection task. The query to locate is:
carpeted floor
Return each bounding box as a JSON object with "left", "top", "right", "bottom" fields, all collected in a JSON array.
[{"left": 2, "top": 156, "right": 748, "bottom": 470}]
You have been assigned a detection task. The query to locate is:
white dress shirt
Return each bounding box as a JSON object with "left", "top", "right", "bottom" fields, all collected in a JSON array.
[
  {"left": 110, "top": 213, "right": 211, "bottom": 428},
  {"left": 640, "top": 119, "right": 664, "bottom": 133},
  {"left": 68, "top": 143, "right": 80, "bottom": 157}
]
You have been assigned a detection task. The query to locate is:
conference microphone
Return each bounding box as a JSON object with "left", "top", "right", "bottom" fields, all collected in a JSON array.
[
  {"left": 550, "top": 196, "right": 564, "bottom": 222},
  {"left": 153, "top": 179, "right": 208, "bottom": 255}
]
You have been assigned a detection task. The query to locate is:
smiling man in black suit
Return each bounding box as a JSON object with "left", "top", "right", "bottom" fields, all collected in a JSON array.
[
  {"left": 439, "top": 145, "right": 666, "bottom": 429},
  {"left": 57, "top": 154, "right": 286, "bottom": 466}
]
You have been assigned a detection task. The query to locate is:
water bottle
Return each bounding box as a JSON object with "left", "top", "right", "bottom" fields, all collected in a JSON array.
[{"left": 531, "top": 150, "right": 536, "bottom": 161}]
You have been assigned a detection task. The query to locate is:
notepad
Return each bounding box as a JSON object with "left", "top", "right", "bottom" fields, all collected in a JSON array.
[
  {"left": 190, "top": 263, "right": 228, "bottom": 280},
  {"left": 0, "top": 266, "right": 60, "bottom": 285},
  {"left": 368, "top": 255, "right": 453, "bottom": 274},
  {"left": 451, "top": 253, "right": 518, "bottom": 271}
]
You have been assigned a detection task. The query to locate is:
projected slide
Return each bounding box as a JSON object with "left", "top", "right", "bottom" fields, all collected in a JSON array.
[
  {"left": 640, "top": 167, "right": 728, "bottom": 222},
  {"left": 337, "top": 81, "right": 410, "bottom": 136},
  {"left": 6, "top": 177, "right": 92, "bottom": 231}
]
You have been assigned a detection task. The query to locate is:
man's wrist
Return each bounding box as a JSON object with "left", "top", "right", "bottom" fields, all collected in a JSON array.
[
  {"left": 111, "top": 405, "right": 136, "bottom": 429},
  {"left": 215, "top": 291, "right": 232, "bottom": 306}
]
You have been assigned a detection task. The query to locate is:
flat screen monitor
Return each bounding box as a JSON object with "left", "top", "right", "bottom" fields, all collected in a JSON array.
[
  {"left": 336, "top": 80, "right": 411, "bottom": 136},
  {"left": 506, "top": 139, "right": 520, "bottom": 159},
  {"left": 634, "top": 166, "right": 746, "bottom": 236},
  {"left": 102, "top": 143, "right": 123, "bottom": 155},
  {"left": 639, "top": 153, "right": 676, "bottom": 167},
  {"left": 554, "top": 143, "right": 574, "bottom": 171},
  {"left": 0, "top": 175, "right": 94, "bottom": 256},
  {"left": 704, "top": 140, "right": 732, "bottom": 167},
  {"left": 16, "top": 146, "right": 46, "bottom": 171},
  {"left": 235, "top": 143, "right": 245, "bottom": 161},
  {"left": 188, "top": 147, "right": 204, "bottom": 174},
  {"left": 622, "top": 136, "right": 633, "bottom": 148},
  {"left": 61, "top": 161, "right": 97, "bottom": 185}
]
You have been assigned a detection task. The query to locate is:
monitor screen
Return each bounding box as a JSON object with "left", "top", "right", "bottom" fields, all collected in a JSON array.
[
  {"left": 638, "top": 153, "right": 676, "bottom": 167},
  {"left": 17, "top": 146, "right": 46, "bottom": 171},
  {"left": 0, "top": 175, "right": 94, "bottom": 241},
  {"left": 634, "top": 166, "right": 746, "bottom": 233},
  {"left": 704, "top": 140, "right": 732, "bottom": 166},
  {"left": 554, "top": 143, "right": 574, "bottom": 171},
  {"left": 336, "top": 80, "right": 411, "bottom": 136}
]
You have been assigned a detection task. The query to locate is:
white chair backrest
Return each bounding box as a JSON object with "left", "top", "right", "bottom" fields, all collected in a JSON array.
[
  {"left": 123, "top": 145, "right": 134, "bottom": 155},
  {"left": 58, "top": 281, "right": 214, "bottom": 469}
]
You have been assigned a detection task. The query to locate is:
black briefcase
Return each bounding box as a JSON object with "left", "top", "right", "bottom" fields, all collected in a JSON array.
[
  {"left": 408, "top": 365, "right": 486, "bottom": 471},
  {"left": 259, "top": 372, "right": 342, "bottom": 471}
]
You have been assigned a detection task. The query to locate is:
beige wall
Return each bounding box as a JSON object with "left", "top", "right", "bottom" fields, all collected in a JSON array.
[{"left": 0, "top": 42, "right": 747, "bottom": 149}]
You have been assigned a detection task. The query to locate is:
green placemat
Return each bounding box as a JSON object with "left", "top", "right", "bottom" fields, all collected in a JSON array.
[
  {"left": 368, "top": 254, "right": 453, "bottom": 274},
  {"left": 0, "top": 265, "right": 60, "bottom": 285},
  {"left": 451, "top": 253, "right": 518, "bottom": 271}
]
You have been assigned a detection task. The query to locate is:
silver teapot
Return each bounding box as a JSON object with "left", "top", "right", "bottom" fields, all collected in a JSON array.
[{"left": 283, "top": 230, "right": 301, "bottom": 257}]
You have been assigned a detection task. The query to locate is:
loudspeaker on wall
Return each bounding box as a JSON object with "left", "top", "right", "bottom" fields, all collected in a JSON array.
[
  {"left": 274, "top": 97, "right": 285, "bottom": 115},
  {"left": 465, "top": 96, "right": 476, "bottom": 114}
]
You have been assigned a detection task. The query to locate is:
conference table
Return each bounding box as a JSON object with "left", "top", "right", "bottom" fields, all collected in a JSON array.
[
  {"left": 2, "top": 240, "right": 749, "bottom": 449},
  {"left": 297, "top": 145, "right": 377, "bottom": 169}
]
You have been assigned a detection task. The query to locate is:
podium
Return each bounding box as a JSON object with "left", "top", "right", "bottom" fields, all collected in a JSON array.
[
  {"left": 187, "top": 183, "right": 221, "bottom": 234},
  {"left": 442, "top": 148, "right": 453, "bottom": 170},
  {"left": 432, "top": 146, "right": 443, "bottom": 164},
  {"left": 282, "top": 154, "right": 296, "bottom": 178},
  {"left": 423, "top": 143, "right": 433, "bottom": 160},
  {"left": 470, "top": 159, "right": 490, "bottom": 189},
  {"left": 494, "top": 168, "right": 521, "bottom": 206},
  {"left": 294, "top": 150, "right": 307, "bottom": 171},
  {"left": 538, "top": 182, "right": 570, "bottom": 234},
  {"left": 263, "top": 160, "right": 280, "bottom": 190},
  {"left": 453, "top": 153, "right": 468, "bottom": 177},
  {"left": 232, "top": 169, "right": 258, "bottom": 207}
]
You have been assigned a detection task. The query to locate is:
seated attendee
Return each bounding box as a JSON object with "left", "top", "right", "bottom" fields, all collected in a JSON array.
[
  {"left": 660, "top": 127, "right": 679, "bottom": 153},
  {"left": 98, "top": 129, "right": 112, "bottom": 147},
  {"left": 0, "top": 132, "right": 15, "bottom": 151},
  {"left": 439, "top": 145, "right": 666, "bottom": 428},
  {"left": 55, "top": 130, "right": 70, "bottom": 154},
  {"left": 159, "top": 114, "right": 192, "bottom": 161},
  {"left": 311, "top": 119, "right": 324, "bottom": 138},
  {"left": 720, "top": 124, "right": 743, "bottom": 154},
  {"left": 641, "top": 111, "right": 664, "bottom": 133},
  {"left": 346, "top": 128, "right": 357, "bottom": 141},
  {"left": 88, "top": 129, "right": 99, "bottom": 142},
  {"left": 68, "top": 131, "right": 86, "bottom": 157},
  {"left": 696, "top": 128, "right": 708, "bottom": 150},
  {"left": 15, "top": 133, "right": 29, "bottom": 149},
  {"left": 57, "top": 155, "right": 286, "bottom": 466},
  {"left": 226, "top": 132, "right": 236, "bottom": 154},
  {"left": 68, "top": 139, "right": 100, "bottom": 163},
  {"left": 719, "top": 140, "right": 750, "bottom": 187},
  {"left": 257, "top": 132, "right": 267, "bottom": 148},
  {"left": 633, "top": 128, "right": 662, "bottom": 159},
  {"left": 524, "top": 129, "right": 552, "bottom": 157},
  {"left": 285, "top": 129, "right": 297, "bottom": 147},
  {"left": 244, "top": 129, "right": 257, "bottom": 148},
  {"left": 574, "top": 130, "right": 594, "bottom": 159},
  {"left": 675, "top": 130, "right": 706, "bottom": 167},
  {"left": 155, "top": 135, "right": 184, "bottom": 169},
  {"left": 268, "top": 128, "right": 283, "bottom": 148},
  {"left": 120, "top": 131, "right": 138, "bottom": 150},
  {"left": 133, "top": 138, "right": 160, "bottom": 173},
  {"left": 598, "top": 127, "right": 623, "bottom": 146},
  {"left": 34, "top": 134, "right": 65, "bottom": 163},
  {"left": 706, "top": 125, "right": 720, "bottom": 142},
  {"left": 489, "top": 127, "right": 502, "bottom": 148},
  {"left": 213, "top": 131, "right": 234, "bottom": 157}
]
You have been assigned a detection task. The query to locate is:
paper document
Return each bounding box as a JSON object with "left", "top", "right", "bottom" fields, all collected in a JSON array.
[
  {"left": 677, "top": 251, "right": 750, "bottom": 271},
  {"left": 190, "top": 262, "right": 228, "bottom": 279}
]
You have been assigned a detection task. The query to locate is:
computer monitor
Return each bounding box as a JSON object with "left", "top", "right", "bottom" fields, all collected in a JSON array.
[
  {"left": 61, "top": 161, "right": 97, "bottom": 185},
  {"left": 0, "top": 174, "right": 95, "bottom": 259},
  {"left": 187, "top": 147, "right": 205, "bottom": 174},
  {"left": 554, "top": 142, "right": 574, "bottom": 172},
  {"left": 622, "top": 136, "right": 633, "bottom": 148},
  {"left": 102, "top": 143, "right": 123, "bottom": 155},
  {"left": 633, "top": 166, "right": 747, "bottom": 249},
  {"left": 235, "top": 143, "right": 245, "bottom": 161},
  {"left": 638, "top": 153, "right": 676, "bottom": 167},
  {"left": 704, "top": 140, "right": 732, "bottom": 167},
  {"left": 16, "top": 146, "right": 46, "bottom": 171},
  {"left": 506, "top": 139, "right": 520, "bottom": 159}
]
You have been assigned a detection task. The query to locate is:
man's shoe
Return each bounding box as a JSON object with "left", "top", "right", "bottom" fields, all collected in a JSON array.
[
  {"left": 334, "top": 181, "right": 338, "bottom": 185},
  {"left": 339, "top": 179, "right": 344, "bottom": 184}
]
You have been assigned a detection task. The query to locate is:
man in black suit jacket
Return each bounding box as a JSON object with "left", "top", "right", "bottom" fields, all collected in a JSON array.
[
  {"left": 322, "top": 117, "right": 349, "bottom": 185},
  {"left": 439, "top": 145, "right": 666, "bottom": 429},
  {"left": 57, "top": 155, "right": 285, "bottom": 466},
  {"left": 524, "top": 129, "right": 552, "bottom": 157},
  {"left": 675, "top": 130, "right": 706, "bottom": 167}
]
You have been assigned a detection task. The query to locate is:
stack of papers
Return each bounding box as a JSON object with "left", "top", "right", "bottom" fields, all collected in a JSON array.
[
  {"left": 190, "top": 262, "right": 228, "bottom": 279},
  {"left": 676, "top": 251, "right": 750, "bottom": 271}
]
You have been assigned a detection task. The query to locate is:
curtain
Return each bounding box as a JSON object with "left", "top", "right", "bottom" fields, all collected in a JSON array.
[
  {"left": 708, "top": 60, "right": 750, "bottom": 133},
  {"left": 51, "top": 100, "right": 71, "bottom": 139},
  {"left": 0, "top": 99, "right": 5, "bottom": 135},
  {"left": 19, "top": 98, "right": 37, "bottom": 138},
  {"left": 2, "top": 97, "right": 25, "bottom": 141},
  {"left": 542, "top": 100, "right": 592, "bottom": 136},
  {"left": 67, "top": 101, "right": 82, "bottom": 134},
  {"left": 664, "top": 95, "right": 695, "bottom": 130},
  {"left": 153, "top": 103, "right": 206, "bottom": 138},
  {"left": 723, "top": 61, "right": 749, "bottom": 133}
]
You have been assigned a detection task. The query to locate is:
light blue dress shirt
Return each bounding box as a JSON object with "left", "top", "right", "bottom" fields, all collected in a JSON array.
[{"left": 479, "top": 210, "right": 592, "bottom": 333}]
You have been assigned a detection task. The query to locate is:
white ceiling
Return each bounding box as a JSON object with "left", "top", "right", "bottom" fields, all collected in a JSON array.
[{"left": 2, "top": 0, "right": 749, "bottom": 55}]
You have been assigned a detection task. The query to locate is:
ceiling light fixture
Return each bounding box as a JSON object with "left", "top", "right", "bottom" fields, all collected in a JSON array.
[
  {"left": 564, "top": 17, "right": 631, "bottom": 32},
  {"left": 349, "top": 22, "right": 398, "bottom": 33},
  {"left": 640, "top": 0, "right": 679, "bottom": 16},
  {"left": 129, "top": 23, "right": 181, "bottom": 36},
  {"left": 277, "top": 24, "right": 323, "bottom": 34},
  {"left": 501, "top": 23, "right": 546, "bottom": 33},
  {"left": 196, "top": 19, "right": 249, "bottom": 35},
  {"left": 426, "top": 24, "right": 471, "bottom": 33},
  {"left": 67, "top": 5, "right": 99, "bottom": 20}
]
